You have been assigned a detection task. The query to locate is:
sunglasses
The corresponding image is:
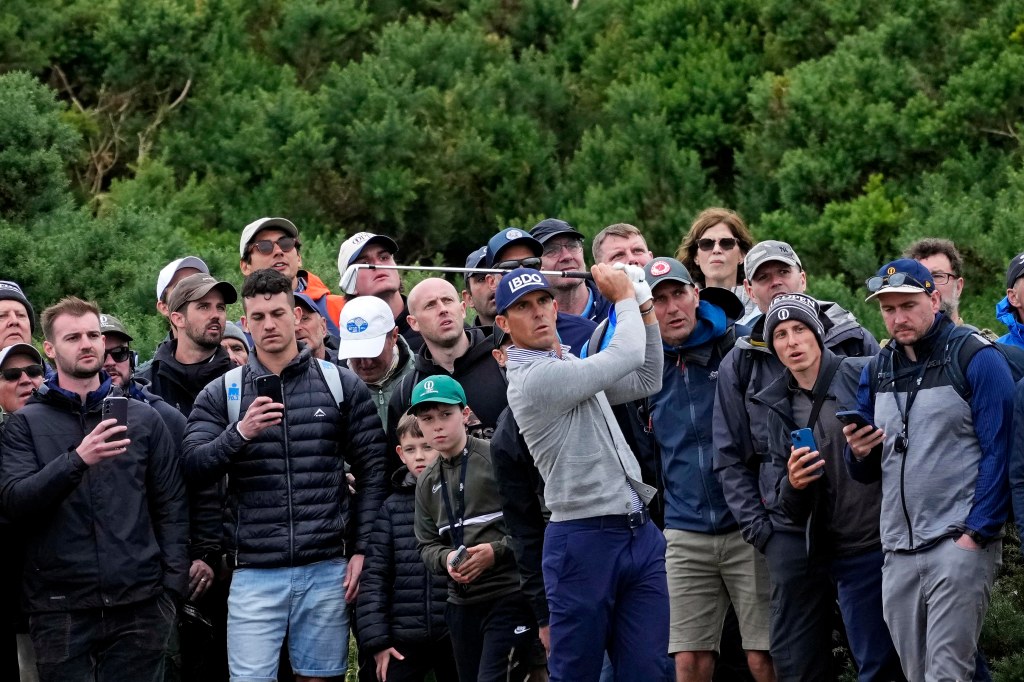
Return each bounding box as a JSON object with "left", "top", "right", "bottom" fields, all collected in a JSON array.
[
  {"left": 249, "top": 237, "right": 300, "bottom": 255},
  {"left": 865, "top": 272, "right": 930, "bottom": 292},
  {"left": 697, "top": 237, "right": 738, "bottom": 252},
  {"left": 1, "top": 364, "right": 44, "bottom": 382},
  {"left": 493, "top": 257, "right": 542, "bottom": 271},
  {"left": 104, "top": 346, "right": 131, "bottom": 363}
]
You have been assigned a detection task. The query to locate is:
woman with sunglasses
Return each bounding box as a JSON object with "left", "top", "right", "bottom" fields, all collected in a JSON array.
[{"left": 676, "top": 208, "right": 759, "bottom": 324}]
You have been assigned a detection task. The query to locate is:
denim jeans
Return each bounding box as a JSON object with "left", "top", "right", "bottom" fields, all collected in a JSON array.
[{"left": 28, "top": 592, "right": 176, "bottom": 682}]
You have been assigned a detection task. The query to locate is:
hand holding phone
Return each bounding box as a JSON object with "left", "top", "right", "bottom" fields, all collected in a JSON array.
[
  {"left": 790, "top": 428, "right": 823, "bottom": 479},
  {"left": 835, "top": 410, "right": 873, "bottom": 431},
  {"left": 448, "top": 545, "right": 469, "bottom": 570},
  {"left": 237, "top": 375, "right": 284, "bottom": 440},
  {"left": 102, "top": 396, "right": 129, "bottom": 432}
]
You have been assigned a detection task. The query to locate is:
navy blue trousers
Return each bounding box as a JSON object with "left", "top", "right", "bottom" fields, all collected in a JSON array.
[
  {"left": 542, "top": 518, "right": 670, "bottom": 682},
  {"left": 831, "top": 549, "right": 904, "bottom": 682}
]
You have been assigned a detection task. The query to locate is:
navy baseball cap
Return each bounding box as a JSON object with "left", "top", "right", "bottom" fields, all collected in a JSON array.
[
  {"left": 1006, "top": 253, "right": 1024, "bottom": 288},
  {"left": 495, "top": 268, "right": 554, "bottom": 315},
  {"left": 487, "top": 228, "right": 543, "bottom": 266},
  {"left": 866, "top": 258, "right": 936, "bottom": 301},
  {"left": 294, "top": 292, "right": 321, "bottom": 315},
  {"left": 530, "top": 218, "right": 585, "bottom": 244},
  {"left": 465, "top": 246, "right": 488, "bottom": 270}
]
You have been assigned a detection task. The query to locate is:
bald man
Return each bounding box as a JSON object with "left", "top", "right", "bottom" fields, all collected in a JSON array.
[{"left": 385, "top": 278, "right": 507, "bottom": 472}]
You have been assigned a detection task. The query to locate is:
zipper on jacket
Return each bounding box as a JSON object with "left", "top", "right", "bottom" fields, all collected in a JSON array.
[
  {"left": 282, "top": 386, "right": 295, "bottom": 564},
  {"left": 425, "top": 563, "right": 432, "bottom": 639},
  {"left": 682, "top": 360, "right": 718, "bottom": 532},
  {"left": 899, "top": 445, "right": 914, "bottom": 549}
]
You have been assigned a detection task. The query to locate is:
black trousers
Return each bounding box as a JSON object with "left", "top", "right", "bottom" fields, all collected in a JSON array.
[{"left": 445, "top": 592, "right": 539, "bottom": 682}]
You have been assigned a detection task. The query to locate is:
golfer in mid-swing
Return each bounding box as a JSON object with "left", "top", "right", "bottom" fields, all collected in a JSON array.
[{"left": 495, "top": 263, "right": 669, "bottom": 682}]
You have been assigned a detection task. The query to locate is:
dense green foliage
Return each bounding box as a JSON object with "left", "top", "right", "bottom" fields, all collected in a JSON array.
[{"left": 4, "top": 1, "right": 1024, "bottom": 676}]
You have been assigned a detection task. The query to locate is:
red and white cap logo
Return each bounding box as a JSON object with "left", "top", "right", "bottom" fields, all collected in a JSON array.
[{"left": 650, "top": 260, "right": 671, "bottom": 277}]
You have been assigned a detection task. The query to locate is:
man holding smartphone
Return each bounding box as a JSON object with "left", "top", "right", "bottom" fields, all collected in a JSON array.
[
  {"left": 183, "top": 269, "right": 387, "bottom": 682},
  {"left": 845, "top": 259, "right": 1013, "bottom": 681},
  {"left": 757, "top": 294, "right": 901, "bottom": 681},
  {"left": 0, "top": 297, "right": 188, "bottom": 682}
]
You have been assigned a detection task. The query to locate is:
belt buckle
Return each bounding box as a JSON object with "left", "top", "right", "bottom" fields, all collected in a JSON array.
[{"left": 627, "top": 510, "right": 646, "bottom": 529}]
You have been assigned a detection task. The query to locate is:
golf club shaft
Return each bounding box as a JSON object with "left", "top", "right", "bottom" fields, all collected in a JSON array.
[{"left": 350, "top": 263, "right": 593, "bottom": 279}]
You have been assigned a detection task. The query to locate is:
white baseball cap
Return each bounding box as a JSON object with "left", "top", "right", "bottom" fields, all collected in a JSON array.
[
  {"left": 336, "top": 232, "right": 399, "bottom": 294},
  {"left": 0, "top": 343, "right": 42, "bottom": 367},
  {"left": 239, "top": 217, "right": 299, "bottom": 258},
  {"left": 336, "top": 296, "right": 396, "bottom": 360},
  {"left": 156, "top": 256, "right": 209, "bottom": 302}
]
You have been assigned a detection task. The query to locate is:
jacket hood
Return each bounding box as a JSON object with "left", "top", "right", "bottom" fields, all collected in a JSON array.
[
  {"left": 390, "top": 465, "right": 417, "bottom": 490},
  {"left": 997, "top": 296, "right": 1022, "bottom": 333}
]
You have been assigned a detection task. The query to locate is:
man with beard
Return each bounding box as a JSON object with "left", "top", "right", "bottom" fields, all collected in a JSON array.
[
  {"left": 138, "top": 273, "right": 238, "bottom": 414},
  {"left": 0, "top": 297, "right": 188, "bottom": 682}
]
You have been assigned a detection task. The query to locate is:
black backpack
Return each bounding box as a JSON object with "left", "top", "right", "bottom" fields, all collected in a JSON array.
[{"left": 873, "top": 325, "right": 1024, "bottom": 401}]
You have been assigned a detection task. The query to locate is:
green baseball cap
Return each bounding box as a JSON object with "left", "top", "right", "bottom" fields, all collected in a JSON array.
[{"left": 408, "top": 375, "right": 467, "bottom": 413}]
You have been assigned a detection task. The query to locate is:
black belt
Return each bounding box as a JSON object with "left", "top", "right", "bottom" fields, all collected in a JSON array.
[{"left": 565, "top": 508, "right": 650, "bottom": 530}]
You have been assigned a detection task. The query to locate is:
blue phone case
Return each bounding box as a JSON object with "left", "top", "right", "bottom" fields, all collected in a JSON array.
[{"left": 791, "top": 427, "right": 817, "bottom": 452}]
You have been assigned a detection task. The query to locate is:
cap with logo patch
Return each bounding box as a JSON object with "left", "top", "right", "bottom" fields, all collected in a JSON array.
[
  {"left": 409, "top": 374, "right": 467, "bottom": 412},
  {"left": 743, "top": 241, "right": 802, "bottom": 280},
  {"left": 239, "top": 217, "right": 299, "bottom": 259},
  {"left": 99, "top": 313, "right": 133, "bottom": 342},
  {"left": 294, "top": 293, "right": 321, "bottom": 315},
  {"left": 865, "top": 259, "right": 936, "bottom": 302},
  {"left": 494, "top": 268, "right": 554, "bottom": 315},
  {"left": 643, "top": 257, "right": 744, "bottom": 320},
  {"left": 487, "top": 228, "right": 543, "bottom": 266},
  {"left": 336, "top": 295, "right": 396, "bottom": 360},
  {"left": 167, "top": 274, "right": 239, "bottom": 313},
  {"left": 336, "top": 232, "right": 400, "bottom": 294},
  {"left": 465, "top": 246, "right": 489, "bottom": 270}
]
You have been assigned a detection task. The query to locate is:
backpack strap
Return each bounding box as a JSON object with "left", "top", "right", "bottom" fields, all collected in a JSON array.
[
  {"left": 224, "top": 360, "right": 346, "bottom": 424},
  {"left": 224, "top": 366, "right": 244, "bottom": 423},
  {"left": 943, "top": 326, "right": 992, "bottom": 401},
  {"left": 316, "top": 358, "right": 345, "bottom": 407}
]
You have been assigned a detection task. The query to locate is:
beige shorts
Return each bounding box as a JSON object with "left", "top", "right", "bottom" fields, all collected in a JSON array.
[{"left": 665, "top": 528, "right": 771, "bottom": 654}]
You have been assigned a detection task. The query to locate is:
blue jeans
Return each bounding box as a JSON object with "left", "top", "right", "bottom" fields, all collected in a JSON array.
[
  {"left": 542, "top": 518, "right": 670, "bottom": 682},
  {"left": 29, "top": 592, "right": 176, "bottom": 682},
  {"left": 227, "top": 557, "right": 349, "bottom": 682}
]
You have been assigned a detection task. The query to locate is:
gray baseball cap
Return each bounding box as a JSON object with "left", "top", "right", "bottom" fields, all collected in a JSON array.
[{"left": 743, "top": 241, "right": 802, "bottom": 280}]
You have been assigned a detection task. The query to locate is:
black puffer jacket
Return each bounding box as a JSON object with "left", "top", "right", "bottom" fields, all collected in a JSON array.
[
  {"left": 0, "top": 376, "right": 189, "bottom": 612},
  {"left": 182, "top": 348, "right": 387, "bottom": 566},
  {"left": 356, "top": 467, "right": 449, "bottom": 654},
  {"left": 129, "top": 377, "right": 222, "bottom": 565}
]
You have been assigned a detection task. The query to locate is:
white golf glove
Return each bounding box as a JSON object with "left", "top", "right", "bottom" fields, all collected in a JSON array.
[{"left": 612, "top": 262, "right": 652, "bottom": 306}]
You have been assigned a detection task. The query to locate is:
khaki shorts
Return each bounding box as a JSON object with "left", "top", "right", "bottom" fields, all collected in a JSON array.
[{"left": 665, "top": 528, "right": 771, "bottom": 654}]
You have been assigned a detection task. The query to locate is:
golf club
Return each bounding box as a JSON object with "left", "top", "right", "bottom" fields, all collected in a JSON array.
[{"left": 339, "top": 263, "right": 592, "bottom": 295}]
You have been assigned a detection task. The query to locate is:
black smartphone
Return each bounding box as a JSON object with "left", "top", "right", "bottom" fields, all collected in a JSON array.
[
  {"left": 102, "top": 396, "right": 129, "bottom": 432},
  {"left": 835, "top": 410, "right": 874, "bottom": 431},
  {"left": 791, "top": 427, "right": 823, "bottom": 476},
  {"left": 254, "top": 374, "right": 283, "bottom": 404}
]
